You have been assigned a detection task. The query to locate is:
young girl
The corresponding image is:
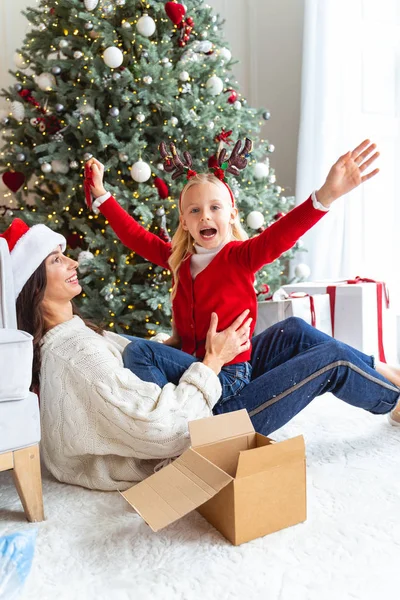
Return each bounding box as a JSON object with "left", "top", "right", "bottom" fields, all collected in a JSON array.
[{"left": 84, "top": 137, "right": 379, "bottom": 400}]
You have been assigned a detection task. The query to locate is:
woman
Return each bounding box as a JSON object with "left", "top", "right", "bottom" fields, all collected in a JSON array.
[{"left": 1, "top": 219, "right": 400, "bottom": 493}]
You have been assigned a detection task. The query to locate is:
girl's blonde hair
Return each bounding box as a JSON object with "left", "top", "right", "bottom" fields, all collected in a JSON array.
[{"left": 169, "top": 173, "right": 248, "bottom": 299}]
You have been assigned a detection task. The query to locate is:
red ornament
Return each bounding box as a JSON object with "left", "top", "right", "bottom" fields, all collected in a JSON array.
[
  {"left": 214, "top": 128, "right": 233, "bottom": 144},
  {"left": 259, "top": 283, "right": 270, "bottom": 295},
  {"left": 165, "top": 1, "right": 186, "bottom": 25},
  {"left": 67, "top": 233, "right": 81, "bottom": 250},
  {"left": 213, "top": 168, "right": 225, "bottom": 181},
  {"left": 227, "top": 90, "right": 238, "bottom": 104},
  {"left": 178, "top": 40, "right": 186, "bottom": 47},
  {"left": 273, "top": 212, "right": 286, "bottom": 221},
  {"left": 187, "top": 169, "right": 197, "bottom": 179},
  {"left": 2, "top": 171, "right": 25, "bottom": 193},
  {"left": 186, "top": 16, "right": 194, "bottom": 26},
  {"left": 154, "top": 177, "right": 169, "bottom": 199}
]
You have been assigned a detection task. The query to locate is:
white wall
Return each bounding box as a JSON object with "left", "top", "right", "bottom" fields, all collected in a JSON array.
[
  {"left": 208, "top": 0, "right": 305, "bottom": 195},
  {"left": 0, "top": 0, "right": 305, "bottom": 194}
]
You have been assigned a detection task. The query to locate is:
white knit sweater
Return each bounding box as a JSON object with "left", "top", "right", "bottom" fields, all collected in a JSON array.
[{"left": 39, "top": 316, "right": 221, "bottom": 491}]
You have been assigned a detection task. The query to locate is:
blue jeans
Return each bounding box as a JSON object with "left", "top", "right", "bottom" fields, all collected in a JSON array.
[
  {"left": 122, "top": 335, "right": 252, "bottom": 402},
  {"left": 122, "top": 318, "right": 400, "bottom": 436}
]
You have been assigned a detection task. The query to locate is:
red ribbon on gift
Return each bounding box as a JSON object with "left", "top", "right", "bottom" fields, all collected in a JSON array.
[
  {"left": 288, "top": 292, "right": 316, "bottom": 327},
  {"left": 326, "top": 277, "right": 389, "bottom": 363},
  {"left": 84, "top": 163, "right": 94, "bottom": 211}
]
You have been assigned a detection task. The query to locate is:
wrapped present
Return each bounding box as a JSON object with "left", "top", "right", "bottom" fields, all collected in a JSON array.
[
  {"left": 255, "top": 290, "right": 332, "bottom": 337},
  {"left": 283, "top": 278, "right": 396, "bottom": 363}
]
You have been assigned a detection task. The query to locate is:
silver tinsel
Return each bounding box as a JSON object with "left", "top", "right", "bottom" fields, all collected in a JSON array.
[{"left": 51, "top": 131, "right": 64, "bottom": 143}]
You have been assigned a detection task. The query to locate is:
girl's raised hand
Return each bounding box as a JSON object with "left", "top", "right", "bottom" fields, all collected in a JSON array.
[
  {"left": 86, "top": 157, "right": 107, "bottom": 198},
  {"left": 316, "top": 139, "right": 380, "bottom": 207}
]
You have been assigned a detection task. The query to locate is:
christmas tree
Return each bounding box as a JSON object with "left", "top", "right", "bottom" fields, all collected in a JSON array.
[{"left": 0, "top": 0, "right": 298, "bottom": 336}]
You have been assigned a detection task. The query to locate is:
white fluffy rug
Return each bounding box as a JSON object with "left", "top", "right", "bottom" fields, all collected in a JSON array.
[{"left": 1, "top": 394, "right": 399, "bottom": 600}]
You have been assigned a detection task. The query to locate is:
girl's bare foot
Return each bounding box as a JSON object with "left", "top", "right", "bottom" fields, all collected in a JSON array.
[{"left": 375, "top": 361, "right": 400, "bottom": 388}]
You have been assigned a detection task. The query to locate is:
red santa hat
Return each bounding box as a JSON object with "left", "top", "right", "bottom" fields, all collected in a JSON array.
[{"left": 0, "top": 218, "right": 66, "bottom": 299}]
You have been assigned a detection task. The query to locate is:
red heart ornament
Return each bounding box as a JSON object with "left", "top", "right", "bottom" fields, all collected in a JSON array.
[
  {"left": 2, "top": 171, "right": 25, "bottom": 193},
  {"left": 165, "top": 1, "right": 186, "bottom": 25}
]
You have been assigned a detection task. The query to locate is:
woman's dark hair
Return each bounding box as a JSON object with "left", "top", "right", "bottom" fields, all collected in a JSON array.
[{"left": 16, "top": 259, "right": 103, "bottom": 390}]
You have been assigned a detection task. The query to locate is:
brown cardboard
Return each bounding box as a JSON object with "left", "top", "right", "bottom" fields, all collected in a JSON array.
[{"left": 121, "top": 409, "right": 306, "bottom": 545}]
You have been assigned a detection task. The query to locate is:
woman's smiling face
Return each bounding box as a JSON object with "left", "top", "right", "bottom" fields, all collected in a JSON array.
[{"left": 43, "top": 247, "right": 81, "bottom": 303}]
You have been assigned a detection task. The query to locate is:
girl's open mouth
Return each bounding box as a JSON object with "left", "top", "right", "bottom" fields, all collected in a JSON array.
[{"left": 200, "top": 227, "right": 217, "bottom": 239}]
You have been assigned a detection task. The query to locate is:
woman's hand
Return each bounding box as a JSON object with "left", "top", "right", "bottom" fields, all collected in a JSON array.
[
  {"left": 86, "top": 157, "right": 107, "bottom": 198},
  {"left": 316, "top": 139, "right": 379, "bottom": 207},
  {"left": 203, "top": 310, "right": 252, "bottom": 375}
]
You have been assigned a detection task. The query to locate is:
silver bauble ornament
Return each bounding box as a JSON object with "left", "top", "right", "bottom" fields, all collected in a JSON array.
[
  {"left": 121, "top": 21, "right": 131, "bottom": 29},
  {"left": 268, "top": 144, "right": 275, "bottom": 153},
  {"left": 109, "top": 107, "right": 120, "bottom": 117},
  {"left": 83, "top": 152, "right": 93, "bottom": 161},
  {"left": 55, "top": 103, "right": 65, "bottom": 113},
  {"left": 136, "top": 113, "right": 145, "bottom": 123},
  {"left": 51, "top": 66, "right": 61, "bottom": 75},
  {"left": 59, "top": 39, "right": 69, "bottom": 49},
  {"left": 14, "top": 83, "right": 22, "bottom": 92},
  {"left": 263, "top": 110, "right": 271, "bottom": 120},
  {"left": 84, "top": 22, "right": 94, "bottom": 31},
  {"left": 84, "top": 0, "right": 98, "bottom": 10},
  {"left": 119, "top": 152, "right": 129, "bottom": 162},
  {"left": 170, "top": 116, "right": 178, "bottom": 126},
  {"left": 233, "top": 100, "right": 242, "bottom": 110},
  {"left": 16, "top": 153, "right": 26, "bottom": 162},
  {"left": 112, "top": 72, "right": 121, "bottom": 81},
  {"left": 179, "top": 71, "right": 190, "bottom": 82},
  {"left": 41, "top": 162, "right": 52, "bottom": 174}
]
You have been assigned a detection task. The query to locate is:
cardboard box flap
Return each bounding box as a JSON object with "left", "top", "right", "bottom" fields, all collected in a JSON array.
[
  {"left": 120, "top": 448, "right": 233, "bottom": 531},
  {"left": 236, "top": 435, "right": 305, "bottom": 478},
  {"left": 189, "top": 409, "right": 254, "bottom": 447}
]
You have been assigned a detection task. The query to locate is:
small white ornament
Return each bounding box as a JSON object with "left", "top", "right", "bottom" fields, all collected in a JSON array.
[
  {"left": 73, "top": 50, "right": 83, "bottom": 59},
  {"left": 51, "top": 160, "right": 69, "bottom": 174},
  {"left": 119, "top": 152, "right": 129, "bottom": 162},
  {"left": 206, "top": 120, "right": 215, "bottom": 130},
  {"left": 136, "top": 113, "right": 145, "bottom": 123},
  {"left": 206, "top": 75, "right": 223, "bottom": 96},
  {"left": 219, "top": 47, "right": 231, "bottom": 62},
  {"left": 268, "top": 174, "right": 276, "bottom": 184},
  {"left": 233, "top": 100, "right": 242, "bottom": 110},
  {"left": 38, "top": 23, "right": 46, "bottom": 32},
  {"left": 253, "top": 162, "right": 269, "bottom": 180},
  {"left": 130, "top": 160, "right": 151, "bottom": 183},
  {"left": 143, "top": 75, "right": 153, "bottom": 84},
  {"left": 78, "top": 250, "right": 94, "bottom": 263},
  {"left": 11, "top": 101, "right": 25, "bottom": 121},
  {"left": 170, "top": 116, "right": 178, "bottom": 126},
  {"left": 41, "top": 162, "right": 52, "bottom": 174},
  {"left": 294, "top": 263, "right": 311, "bottom": 280},
  {"left": 194, "top": 40, "right": 213, "bottom": 53},
  {"left": 103, "top": 46, "right": 123, "bottom": 68},
  {"left": 246, "top": 211, "right": 265, "bottom": 230},
  {"left": 157, "top": 163, "right": 164, "bottom": 171},
  {"left": 268, "top": 144, "right": 275, "bottom": 153},
  {"left": 59, "top": 39, "right": 69, "bottom": 49},
  {"left": 121, "top": 21, "right": 131, "bottom": 29},
  {"left": 84, "top": 0, "right": 99, "bottom": 11},
  {"left": 35, "top": 72, "right": 56, "bottom": 91},
  {"left": 136, "top": 14, "right": 156, "bottom": 37},
  {"left": 181, "top": 83, "right": 191, "bottom": 93},
  {"left": 14, "top": 53, "right": 28, "bottom": 70},
  {"left": 179, "top": 71, "right": 190, "bottom": 82}
]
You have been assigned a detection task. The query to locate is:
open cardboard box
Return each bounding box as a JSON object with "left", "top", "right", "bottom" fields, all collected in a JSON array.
[{"left": 121, "top": 409, "right": 306, "bottom": 545}]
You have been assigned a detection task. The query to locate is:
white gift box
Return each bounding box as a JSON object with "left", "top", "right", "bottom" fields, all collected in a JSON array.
[
  {"left": 255, "top": 292, "right": 332, "bottom": 337},
  {"left": 282, "top": 279, "right": 397, "bottom": 363}
]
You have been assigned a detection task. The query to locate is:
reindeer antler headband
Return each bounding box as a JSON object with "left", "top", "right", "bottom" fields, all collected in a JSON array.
[{"left": 159, "top": 136, "right": 253, "bottom": 209}]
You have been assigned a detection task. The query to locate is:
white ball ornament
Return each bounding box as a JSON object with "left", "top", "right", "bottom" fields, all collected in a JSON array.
[
  {"left": 59, "top": 39, "right": 69, "bottom": 49},
  {"left": 51, "top": 160, "right": 69, "bottom": 174},
  {"left": 35, "top": 72, "right": 56, "bottom": 91},
  {"left": 103, "top": 46, "right": 123, "bottom": 68},
  {"left": 246, "top": 211, "right": 265, "bottom": 230},
  {"left": 253, "top": 162, "right": 269, "bottom": 180},
  {"left": 41, "top": 162, "right": 52, "bottom": 174},
  {"left": 84, "top": 0, "right": 99, "bottom": 10},
  {"left": 119, "top": 152, "right": 129, "bottom": 162},
  {"left": 121, "top": 21, "right": 131, "bottom": 29},
  {"left": 136, "top": 113, "right": 145, "bottom": 123},
  {"left": 294, "top": 263, "right": 311, "bottom": 280},
  {"left": 219, "top": 47, "right": 231, "bottom": 62},
  {"left": 179, "top": 71, "right": 190, "bottom": 82},
  {"left": 73, "top": 51, "right": 83, "bottom": 59},
  {"left": 143, "top": 75, "right": 153, "bottom": 84},
  {"left": 14, "top": 53, "right": 28, "bottom": 69},
  {"left": 170, "top": 116, "right": 178, "bottom": 126},
  {"left": 130, "top": 160, "right": 151, "bottom": 183},
  {"left": 136, "top": 14, "right": 156, "bottom": 37},
  {"left": 206, "top": 75, "right": 224, "bottom": 96},
  {"left": 11, "top": 101, "right": 25, "bottom": 121},
  {"left": 233, "top": 100, "right": 242, "bottom": 110}
]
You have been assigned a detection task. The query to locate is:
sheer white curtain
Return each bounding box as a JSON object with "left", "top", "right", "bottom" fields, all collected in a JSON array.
[{"left": 294, "top": 0, "right": 400, "bottom": 307}]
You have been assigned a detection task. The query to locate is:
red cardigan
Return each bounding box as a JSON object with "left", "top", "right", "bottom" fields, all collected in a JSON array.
[{"left": 99, "top": 196, "right": 326, "bottom": 364}]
